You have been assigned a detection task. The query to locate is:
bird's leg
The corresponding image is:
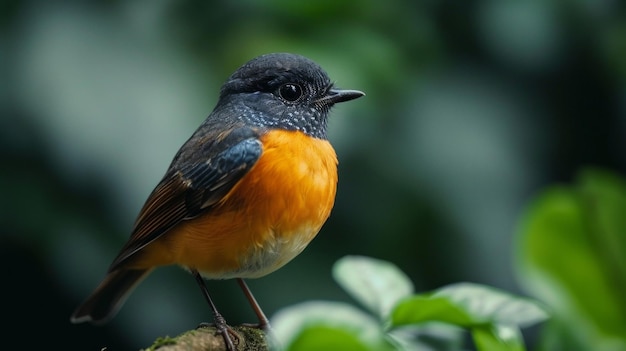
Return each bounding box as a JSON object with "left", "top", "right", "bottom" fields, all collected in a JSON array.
[
  {"left": 237, "top": 278, "right": 271, "bottom": 330},
  {"left": 192, "top": 269, "right": 238, "bottom": 350}
]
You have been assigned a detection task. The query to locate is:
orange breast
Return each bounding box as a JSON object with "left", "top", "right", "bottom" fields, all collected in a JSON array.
[{"left": 143, "top": 130, "right": 338, "bottom": 278}]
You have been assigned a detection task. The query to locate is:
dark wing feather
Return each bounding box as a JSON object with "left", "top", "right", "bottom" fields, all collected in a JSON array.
[
  {"left": 108, "top": 132, "right": 263, "bottom": 271},
  {"left": 183, "top": 138, "right": 263, "bottom": 211}
]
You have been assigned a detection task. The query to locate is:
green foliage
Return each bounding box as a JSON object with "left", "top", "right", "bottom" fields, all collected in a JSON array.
[
  {"left": 271, "top": 300, "right": 393, "bottom": 351},
  {"left": 333, "top": 255, "right": 414, "bottom": 321},
  {"left": 272, "top": 256, "right": 547, "bottom": 351},
  {"left": 272, "top": 167, "right": 626, "bottom": 350},
  {"left": 472, "top": 325, "right": 525, "bottom": 351},
  {"left": 517, "top": 168, "right": 626, "bottom": 350},
  {"left": 391, "top": 283, "right": 547, "bottom": 329}
]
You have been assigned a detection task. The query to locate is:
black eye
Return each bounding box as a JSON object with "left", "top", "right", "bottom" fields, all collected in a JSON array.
[{"left": 278, "top": 83, "right": 303, "bottom": 102}]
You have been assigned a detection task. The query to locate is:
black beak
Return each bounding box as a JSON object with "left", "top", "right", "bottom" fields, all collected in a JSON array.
[{"left": 318, "top": 88, "right": 365, "bottom": 106}]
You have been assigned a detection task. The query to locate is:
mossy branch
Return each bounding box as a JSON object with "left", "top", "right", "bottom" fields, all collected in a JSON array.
[{"left": 142, "top": 325, "right": 270, "bottom": 351}]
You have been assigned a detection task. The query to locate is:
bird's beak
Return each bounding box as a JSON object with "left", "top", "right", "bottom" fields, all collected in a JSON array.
[{"left": 318, "top": 88, "right": 365, "bottom": 105}]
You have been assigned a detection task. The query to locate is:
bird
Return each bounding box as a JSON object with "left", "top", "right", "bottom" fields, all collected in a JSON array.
[{"left": 70, "top": 52, "right": 364, "bottom": 350}]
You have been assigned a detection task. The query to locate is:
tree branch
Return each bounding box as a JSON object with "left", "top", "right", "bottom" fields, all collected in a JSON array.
[{"left": 143, "top": 325, "right": 270, "bottom": 351}]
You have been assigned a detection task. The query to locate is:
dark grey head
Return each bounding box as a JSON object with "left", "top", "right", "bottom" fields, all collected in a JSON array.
[{"left": 216, "top": 53, "right": 364, "bottom": 139}]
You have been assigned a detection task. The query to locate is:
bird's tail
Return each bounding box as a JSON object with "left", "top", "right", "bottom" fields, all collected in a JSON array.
[{"left": 70, "top": 268, "right": 152, "bottom": 324}]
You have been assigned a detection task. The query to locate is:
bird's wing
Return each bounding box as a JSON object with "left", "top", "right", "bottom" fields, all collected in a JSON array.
[{"left": 108, "top": 128, "right": 263, "bottom": 271}]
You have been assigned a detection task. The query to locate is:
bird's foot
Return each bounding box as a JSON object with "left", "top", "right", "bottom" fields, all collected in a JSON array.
[{"left": 196, "top": 318, "right": 240, "bottom": 351}]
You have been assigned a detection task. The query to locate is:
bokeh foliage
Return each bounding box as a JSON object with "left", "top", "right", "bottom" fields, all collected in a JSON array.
[{"left": 518, "top": 169, "right": 626, "bottom": 350}]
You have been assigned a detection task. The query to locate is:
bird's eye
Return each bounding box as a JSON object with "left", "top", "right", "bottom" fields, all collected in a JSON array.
[{"left": 278, "top": 83, "right": 303, "bottom": 102}]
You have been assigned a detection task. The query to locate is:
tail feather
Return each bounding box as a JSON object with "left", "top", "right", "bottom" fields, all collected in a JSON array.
[{"left": 70, "top": 269, "right": 152, "bottom": 324}]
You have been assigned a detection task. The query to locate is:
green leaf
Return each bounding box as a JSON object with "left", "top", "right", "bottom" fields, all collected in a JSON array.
[
  {"left": 472, "top": 325, "right": 525, "bottom": 351},
  {"left": 390, "top": 283, "right": 547, "bottom": 329},
  {"left": 517, "top": 168, "right": 626, "bottom": 348},
  {"left": 287, "top": 326, "right": 373, "bottom": 351},
  {"left": 271, "top": 301, "right": 393, "bottom": 351},
  {"left": 433, "top": 283, "right": 548, "bottom": 328},
  {"left": 578, "top": 169, "right": 626, "bottom": 284},
  {"left": 333, "top": 255, "right": 414, "bottom": 320},
  {"left": 388, "top": 323, "right": 465, "bottom": 351},
  {"left": 391, "top": 296, "right": 475, "bottom": 327}
]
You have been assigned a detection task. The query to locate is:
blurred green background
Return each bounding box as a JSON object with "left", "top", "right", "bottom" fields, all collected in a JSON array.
[{"left": 1, "top": 0, "right": 624, "bottom": 350}]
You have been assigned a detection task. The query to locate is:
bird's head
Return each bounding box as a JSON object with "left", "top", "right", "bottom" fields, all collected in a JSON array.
[{"left": 217, "top": 53, "right": 364, "bottom": 139}]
